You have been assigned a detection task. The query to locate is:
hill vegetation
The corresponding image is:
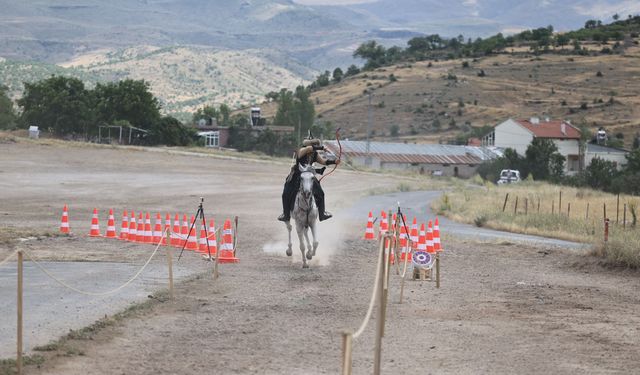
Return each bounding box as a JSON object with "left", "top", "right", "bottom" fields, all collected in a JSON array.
[{"left": 253, "top": 17, "right": 640, "bottom": 149}]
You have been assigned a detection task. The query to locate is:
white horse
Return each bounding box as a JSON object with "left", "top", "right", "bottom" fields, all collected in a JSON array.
[{"left": 285, "top": 164, "right": 319, "bottom": 268}]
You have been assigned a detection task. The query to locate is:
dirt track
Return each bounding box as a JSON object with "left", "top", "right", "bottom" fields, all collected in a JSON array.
[{"left": 1, "top": 140, "right": 640, "bottom": 374}]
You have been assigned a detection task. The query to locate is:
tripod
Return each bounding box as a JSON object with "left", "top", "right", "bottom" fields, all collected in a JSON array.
[{"left": 178, "top": 197, "right": 213, "bottom": 261}]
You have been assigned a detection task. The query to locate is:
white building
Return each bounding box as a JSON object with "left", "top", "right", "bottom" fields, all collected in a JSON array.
[{"left": 482, "top": 117, "right": 629, "bottom": 173}]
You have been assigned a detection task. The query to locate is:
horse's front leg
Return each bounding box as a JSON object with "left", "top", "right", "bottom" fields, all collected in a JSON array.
[
  {"left": 296, "top": 224, "right": 308, "bottom": 268},
  {"left": 285, "top": 221, "right": 293, "bottom": 256},
  {"left": 310, "top": 220, "right": 319, "bottom": 257},
  {"left": 304, "top": 229, "right": 313, "bottom": 260}
]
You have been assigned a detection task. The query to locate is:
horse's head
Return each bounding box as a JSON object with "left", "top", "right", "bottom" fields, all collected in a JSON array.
[{"left": 298, "top": 164, "right": 315, "bottom": 200}]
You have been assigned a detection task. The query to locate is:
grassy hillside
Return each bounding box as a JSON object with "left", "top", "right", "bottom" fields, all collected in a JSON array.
[
  {"left": 1, "top": 46, "right": 315, "bottom": 118},
  {"left": 264, "top": 39, "right": 640, "bottom": 147}
]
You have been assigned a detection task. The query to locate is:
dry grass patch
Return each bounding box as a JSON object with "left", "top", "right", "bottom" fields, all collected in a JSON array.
[{"left": 434, "top": 181, "right": 640, "bottom": 267}]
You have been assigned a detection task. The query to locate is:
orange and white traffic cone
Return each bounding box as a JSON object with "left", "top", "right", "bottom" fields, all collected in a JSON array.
[
  {"left": 434, "top": 217, "right": 442, "bottom": 252},
  {"left": 207, "top": 219, "right": 218, "bottom": 257},
  {"left": 152, "top": 213, "right": 162, "bottom": 244},
  {"left": 364, "top": 211, "right": 375, "bottom": 240},
  {"left": 127, "top": 211, "right": 137, "bottom": 242},
  {"left": 180, "top": 214, "right": 189, "bottom": 247},
  {"left": 89, "top": 208, "right": 101, "bottom": 237},
  {"left": 60, "top": 205, "right": 70, "bottom": 234},
  {"left": 198, "top": 219, "right": 211, "bottom": 254},
  {"left": 417, "top": 223, "right": 427, "bottom": 252},
  {"left": 119, "top": 210, "right": 129, "bottom": 240},
  {"left": 379, "top": 211, "right": 388, "bottom": 234},
  {"left": 218, "top": 219, "right": 239, "bottom": 263},
  {"left": 391, "top": 213, "right": 397, "bottom": 234},
  {"left": 426, "top": 220, "right": 435, "bottom": 254},
  {"left": 143, "top": 213, "right": 152, "bottom": 243},
  {"left": 105, "top": 209, "right": 117, "bottom": 238},
  {"left": 171, "top": 214, "right": 181, "bottom": 247},
  {"left": 135, "top": 213, "right": 144, "bottom": 242},
  {"left": 410, "top": 217, "right": 418, "bottom": 248},
  {"left": 186, "top": 216, "right": 198, "bottom": 250}
]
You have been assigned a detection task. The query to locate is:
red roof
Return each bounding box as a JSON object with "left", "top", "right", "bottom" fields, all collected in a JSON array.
[{"left": 515, "top": 119, "right": 581, "bottom": 139}]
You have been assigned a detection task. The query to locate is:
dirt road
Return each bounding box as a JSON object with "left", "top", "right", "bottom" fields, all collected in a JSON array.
[{"left": 1, "top": 140, "right": 639, "bottom": 374}]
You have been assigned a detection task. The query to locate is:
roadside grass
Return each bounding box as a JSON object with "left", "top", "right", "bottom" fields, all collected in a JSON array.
[{"left": 433, "top": 180, "right": 640, "bottom": 268}]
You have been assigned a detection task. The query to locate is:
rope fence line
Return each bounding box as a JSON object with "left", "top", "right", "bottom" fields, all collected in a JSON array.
[
  {"left": 23, "top": 229, "right": 168, "bottom": 297},
  {"left": 0, "top": 249, "right": 20, "bottom": 267},
  {"left": 352, "top": 235, "right": 386, "bottom": 339}
]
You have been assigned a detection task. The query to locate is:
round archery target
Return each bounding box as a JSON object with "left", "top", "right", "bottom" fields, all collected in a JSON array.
[{"left": 412, "top": 250, "right": 434, "bottom": 269}]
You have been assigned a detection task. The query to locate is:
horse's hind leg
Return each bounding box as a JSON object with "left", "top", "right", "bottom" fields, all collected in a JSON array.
[
  {"left": 285, "top": 221, "right": 293, "bottom": 256},
  {"left": 296, "top": 225, "right": 308, "bottom": 268},
  {"left": 310, "top": 221, "right": 319, "bottom": 257}
]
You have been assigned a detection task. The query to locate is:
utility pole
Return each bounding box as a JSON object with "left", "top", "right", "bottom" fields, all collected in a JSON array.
[{"left": 366, "top": 92, "right": 372, "bottom": 166}]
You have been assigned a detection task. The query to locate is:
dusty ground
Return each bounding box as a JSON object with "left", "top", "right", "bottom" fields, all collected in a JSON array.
[{"left": 1, "top": 139, "right": 639, "bottom": 374}]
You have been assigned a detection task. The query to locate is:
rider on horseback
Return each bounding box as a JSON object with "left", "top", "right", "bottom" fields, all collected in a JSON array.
[{"left": 277, "top": 135, "right": 339, "bottom": 222}]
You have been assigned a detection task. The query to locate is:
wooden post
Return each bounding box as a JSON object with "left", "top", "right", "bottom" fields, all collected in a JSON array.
[
  {"left": 604, "top": 218, "right": 610, "bottom": 242},
  {"left": 436, "top": 252, "right": 441, "bottom": 289},
  {"left": 166, "top": 245, "right": 174, "bottom": 300},
  {"left": 586, "top": 202, "right": 590, "bottom": 220},
  {"left": 537, "top": 197, "right": 540, "bottom": 213},
  {"left": 559, "top": 191, "right": 562, "bottom": 214},
  {"left": 616, "top": 194, "right": 620, "bottom": 224},
  {"left": 525, "top": 198, "right": 528, "bottom": 215},
  {"left": 567, "top": 203, "right": 571, "bottom": 218},
  {"left": 233, "top": 216, "right": 239, "bottom": 252},
  {"left": 398, "top": 236, "right": 407, "bottom": 304},
  {"left": 341, "top": 331, "right": 353, "bottom": 375},
  {"left": 623, "top": 204, "right": 627, "bottom": 229},
  {"left": 17, "top": 251, "right": 23, "bottom": 375},
  {"left": 514, "top": 196, "right": 518, "bottom": 215},
  {"left": 552, "top": 200, "right": 555, "bottom": 215},
  {"left": 604, "top": 203, "right": 607, "bottom": 222},
  {"left": 502, "top": 193, "right": 509, "bottom": 212}
]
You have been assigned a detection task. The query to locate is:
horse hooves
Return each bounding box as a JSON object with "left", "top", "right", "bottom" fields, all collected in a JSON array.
[
  {"left": 302, "top": 263, "right": 309, "bottom": 269},
  {"left": 286, "top": 248, "right": 292, "bottom": 256},
  {"left": 306, "top": 252, "right": 313, "bottom": 260}
]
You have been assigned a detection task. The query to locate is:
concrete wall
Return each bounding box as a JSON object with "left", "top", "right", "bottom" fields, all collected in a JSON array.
[
  {"left": 586, "top": 151, "right": 628, "bottom": 170},
  {"left": 494, "top": 119, "right": 533, "bottom": 155}
]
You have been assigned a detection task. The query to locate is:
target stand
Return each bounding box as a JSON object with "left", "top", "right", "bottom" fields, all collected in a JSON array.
[{"left": 411, "top": 251, "right": 434, "bottom": 281}]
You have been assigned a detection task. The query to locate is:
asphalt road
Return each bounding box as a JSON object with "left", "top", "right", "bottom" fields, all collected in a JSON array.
[{"left": 0, "top": 259, "right": 207, "bottom": 358}]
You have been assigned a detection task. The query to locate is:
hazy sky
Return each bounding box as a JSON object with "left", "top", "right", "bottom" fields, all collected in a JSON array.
[{"left": 293, "top": 0, "right": 376, "bottom": 4}]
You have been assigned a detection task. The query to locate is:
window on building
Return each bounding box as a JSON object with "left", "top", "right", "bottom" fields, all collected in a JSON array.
[{"left": 205, "top": 132, "right": 219, "bottom": 147}]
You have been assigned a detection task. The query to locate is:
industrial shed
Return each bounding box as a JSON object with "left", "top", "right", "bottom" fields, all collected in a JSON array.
[{"left": 324, "top": 141, "right": 501, "bottom": 178}]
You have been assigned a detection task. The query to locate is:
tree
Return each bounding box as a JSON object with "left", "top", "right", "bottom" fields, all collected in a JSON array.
[
  {"left": 148, "top": 116, "right": 196, "bottom": 146},
  {"left": 0, "top": 85, "right": 18, "bottom": 130},
  {"left": 354, "top": 41, "right": 387, "bottom": 69},
  {"left": 346, "top": 65, "right": 360, "bottom": 76},
  {"left": 625, "top": 148, "right": 640, "bottom": 173},
  {"left": 332, "top": 67, "right": 344, "bottom": 82},
  {"left": 192, "top": 105, "right": 219, "bottom": 125},
  {"left": 219, "top": 104, "right": 231, "bottom": 126},
  {"left": 273, "top": 86, "right": 315, "bottom": 139},
  {"left": 93, "top": 79, "right": 161, "bottom": 130},
  {"left": 18, "top": 76, "right": 95, "bottom": 137},
  {"left": 613, "top": 13, "right": 620, "bottom": 21},
  {"left": 585, "top": 157, "right": 618, "bottom": 190},
  {"left": 525, "top": 138, "right": 565, "bottom": 180}
]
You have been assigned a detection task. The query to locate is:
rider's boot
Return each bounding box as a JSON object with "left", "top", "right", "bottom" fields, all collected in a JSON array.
[
  {"left": 278, "top": 213, "right": 289, "bottom": 222},
  {"left": 316, "top": 195, "right": 332, "bottom": 221}
]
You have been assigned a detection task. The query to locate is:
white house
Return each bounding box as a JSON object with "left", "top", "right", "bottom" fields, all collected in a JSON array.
[
  {"left": 482, "top": 117, "right": 631, "bottom": 173},
  {"left": 482, "top": 117, "right": 582, "bottom": 173}
]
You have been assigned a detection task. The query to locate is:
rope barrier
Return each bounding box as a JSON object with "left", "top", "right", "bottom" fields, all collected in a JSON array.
[
  {"left": 353, "top": 236, "right": 386, "bottom": 339},
  {"left": 23, "top": 229, "right": 168, "bottom": 297},
  {"left": 0, "top": 249, "right": 20, "bottom": 267}
]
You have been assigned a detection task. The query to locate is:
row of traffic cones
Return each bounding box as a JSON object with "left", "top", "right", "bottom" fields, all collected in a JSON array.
[
  {"left": 60, "top": 206, "right": 238, "bottom": 263},
  {"left": 364, "top": 210, "right": 444, "bottom": 263}
]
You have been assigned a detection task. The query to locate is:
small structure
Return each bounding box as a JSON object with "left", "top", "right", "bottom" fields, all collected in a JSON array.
[
  {"left": 585, "top": 144, "right": 628, "bottom": 170},
  {"left": 28, "top": 126, "right": 40, "bottom": 139},
  {"left": 324, "top": 140, "right": 501, "bottom": 178}
]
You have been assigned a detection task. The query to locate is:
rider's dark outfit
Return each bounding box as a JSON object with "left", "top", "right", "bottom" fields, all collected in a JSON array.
[{"left": 278, "top": 142, "right": 336, "bottom": 222}]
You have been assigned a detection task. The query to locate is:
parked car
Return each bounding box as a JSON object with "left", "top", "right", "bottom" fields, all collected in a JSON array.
[{"left": 497, "top": 169, "right": 521, "bottom": 184}]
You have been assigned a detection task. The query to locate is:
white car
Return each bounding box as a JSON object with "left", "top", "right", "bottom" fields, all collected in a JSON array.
[{"left": 497, "top": 169, "right": 521, "bottom": 184}]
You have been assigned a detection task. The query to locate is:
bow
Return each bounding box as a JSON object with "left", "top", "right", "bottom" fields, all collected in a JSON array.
[{"left": 319, "top": 127, "right": 341, "bottom": 183}]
